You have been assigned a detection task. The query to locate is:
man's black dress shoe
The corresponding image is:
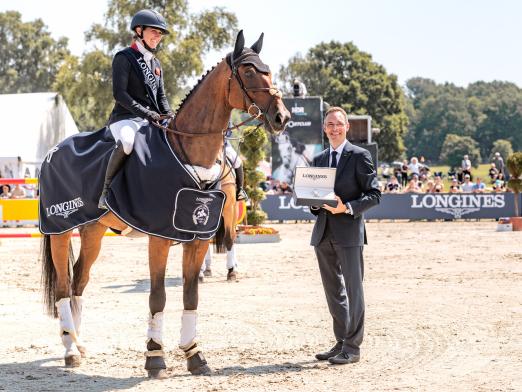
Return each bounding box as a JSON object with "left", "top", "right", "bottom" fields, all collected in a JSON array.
[
  {"left": 315, "top": 342, "right": 342, "bottom": 361},
  {"left": 328, "top": 351, "right": 360, "bottom": 365}
]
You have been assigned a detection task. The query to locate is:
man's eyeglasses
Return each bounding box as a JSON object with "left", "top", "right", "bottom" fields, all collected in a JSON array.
[{"left": 325, "top": 122, "right": 347, "bottom": 130}]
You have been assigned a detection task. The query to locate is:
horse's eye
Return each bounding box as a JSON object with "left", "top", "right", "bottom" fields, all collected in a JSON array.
[{"left": 244, "top": 68, "right": 255, "bottom": 78}]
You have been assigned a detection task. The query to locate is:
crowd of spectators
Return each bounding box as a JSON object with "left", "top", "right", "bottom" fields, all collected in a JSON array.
[
  {"left": 0, "top": 171, "right": 38, "bottom": 199},
  {"left": 380, "top": 154, "right": 508, "bottom": 194}
]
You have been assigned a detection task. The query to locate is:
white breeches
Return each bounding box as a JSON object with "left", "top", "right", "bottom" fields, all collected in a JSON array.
[
  {"left": 225, "top": 145, "right": 242, "bottom": 169},
  {"left": 179, "top": 310, "right": 197, "bottom": 349},
  {"left": 109, "top": 118, "right": 149, "bottom": 155}
]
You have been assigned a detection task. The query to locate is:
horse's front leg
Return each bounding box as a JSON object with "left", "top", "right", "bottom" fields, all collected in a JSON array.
[
  {"left": 145, "top": 235, "right": 171, "bottom": 379},
  {"left": 181, "top": 239, "right": 211, "bottom": 375}
]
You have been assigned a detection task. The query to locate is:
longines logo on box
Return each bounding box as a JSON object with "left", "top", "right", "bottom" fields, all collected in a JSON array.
[
  {"left": 302, "top": 173, "right": 328, "bottom": 180},
  {"left": 46, "top": 197, "right": 84, "bottom": 219},
  {"left": 410, "top": 194, "right": 505, "bottom": 218}
]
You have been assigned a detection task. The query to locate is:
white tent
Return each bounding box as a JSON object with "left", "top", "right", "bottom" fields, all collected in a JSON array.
[{"left": 0, "top": 92, "right": 79, "bottom": 178}]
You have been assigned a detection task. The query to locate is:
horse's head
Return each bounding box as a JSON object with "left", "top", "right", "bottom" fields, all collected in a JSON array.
[{"left": 226, "top": 30, "right": 290, "bottom": 134}]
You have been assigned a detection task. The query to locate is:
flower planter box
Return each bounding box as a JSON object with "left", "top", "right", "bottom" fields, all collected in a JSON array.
[{"left": 235, "top": 233, "right": 281, "bottom": 244}]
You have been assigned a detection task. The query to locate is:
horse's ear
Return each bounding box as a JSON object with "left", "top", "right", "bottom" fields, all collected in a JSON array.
[
  {"left": 250, "top": 32, "right": 264, "bottom": 54},
  {"left": 233, "top": 30, "right": 245, "bottom": 60}
]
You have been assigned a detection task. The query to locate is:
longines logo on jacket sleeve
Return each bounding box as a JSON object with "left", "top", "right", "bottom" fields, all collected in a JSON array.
[
  {"left": 46, "top": 197, "right": 84, "bottom": 219},
  {"left": 410, "top": 194, "right": 506, "bottom": 218}
]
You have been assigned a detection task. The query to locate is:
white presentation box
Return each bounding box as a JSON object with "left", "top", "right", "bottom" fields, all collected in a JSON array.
[{"left": 292, "top": 166, "right": 337, "bottom": 207}]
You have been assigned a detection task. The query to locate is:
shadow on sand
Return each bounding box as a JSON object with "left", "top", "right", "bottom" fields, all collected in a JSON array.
[
  {"left": 102, "top": 277, "right": 183, "bottom": 293},
  {"left": 0, "top": 357, "right": 147, "bottom": 392}
]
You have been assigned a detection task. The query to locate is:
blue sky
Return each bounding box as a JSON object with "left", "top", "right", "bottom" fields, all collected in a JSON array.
[{"left": 3, "top": 0, "right": 522, "bottom": 88}]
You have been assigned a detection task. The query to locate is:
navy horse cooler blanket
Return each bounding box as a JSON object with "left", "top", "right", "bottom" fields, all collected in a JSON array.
[{"left": 39, "top": 125, "right": 226, "bottom": 241}]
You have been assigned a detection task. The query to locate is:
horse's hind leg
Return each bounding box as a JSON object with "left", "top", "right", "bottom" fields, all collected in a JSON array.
[
  {"left": 70, "top": 222, "right": 108, "bottom": 357},
  {"left": 180, "top": 239, "right": 211, "bottom": 375},
  {"left": 145, "top": 235, "right": 171, "bottom": 379},
  {"left": 42, "top": 231, "right": 82, "bottom": 367}
]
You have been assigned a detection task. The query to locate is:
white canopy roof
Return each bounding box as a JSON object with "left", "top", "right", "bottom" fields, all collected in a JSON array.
[{"left": 0, "top": 92, "right": 79, "bottom": 177}]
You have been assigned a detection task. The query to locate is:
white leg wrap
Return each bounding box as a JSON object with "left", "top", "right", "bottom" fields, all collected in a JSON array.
[
  {"left": 72, "top": 296, "right": 86, "bottom": 356},
  {"left": 204, "top": 247, "right": 212, "bottom": 268},
  {"left": 226, "top": 246, "right": 237, "bottom": 270},
  {"left": 146, "top": 312, "right": 164, "bottom": 348},
  {"left": 56, "top": 298, "right": 81, "bottom": 357},
  {"left": 179, "top": 310, "right": 197, "bottom": 348}
]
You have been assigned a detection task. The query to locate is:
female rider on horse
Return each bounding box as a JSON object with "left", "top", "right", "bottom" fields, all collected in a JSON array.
[{"left": 98, "top": 9, "right": 172, "bottom": 209}]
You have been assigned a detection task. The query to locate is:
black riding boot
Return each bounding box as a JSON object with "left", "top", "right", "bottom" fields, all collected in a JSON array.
[
  {"left": 235, "top": 165, "right": 247, "bottom": 201},
  {"left": 98, "top": 141, "right": 128, "bottom": 209}
]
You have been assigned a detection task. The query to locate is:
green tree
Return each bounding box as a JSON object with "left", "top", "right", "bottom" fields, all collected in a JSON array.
[
  {"left": 0, "top": 11, "right": 69, "bottom": 93},
  {"left": 241, "top": 125, "right": 268, "bottom": 225},
  {"left": 506, "top": 152, "right": 522, "bottom": 217},
  {"left": 278, "top": 41, "right": 409, "bottom": 161},
  {"left": 439, "top": 134, "right": 481, "bottom": 170},
  {"left": 488, "top": 139, "right": 513, "bottom": 163},
  {"left": 55, "top": 0, "right": 237, "bottom": 130}
]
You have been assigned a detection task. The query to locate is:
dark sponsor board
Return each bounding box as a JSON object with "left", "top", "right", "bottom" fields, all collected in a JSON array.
[{"left": 260, "top": 193, "right": 522, "bottom": 221}]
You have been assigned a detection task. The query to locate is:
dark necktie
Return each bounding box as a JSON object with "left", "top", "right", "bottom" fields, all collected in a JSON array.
[{"left": 330, "top": 151, "right": 338, "bottom": 168}]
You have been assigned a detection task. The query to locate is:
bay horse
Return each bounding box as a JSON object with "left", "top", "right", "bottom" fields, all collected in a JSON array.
[{"left": 40, "top": 30, "right": 290, "bottom": 377}]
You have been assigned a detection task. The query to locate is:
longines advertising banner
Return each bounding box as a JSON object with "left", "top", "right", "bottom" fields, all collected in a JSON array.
[
  {"left": 270, "top": 97, "right": 323, "bottom": 184},
  {"left": 260, "top": 193, "right": 522, "bottom": 220}
]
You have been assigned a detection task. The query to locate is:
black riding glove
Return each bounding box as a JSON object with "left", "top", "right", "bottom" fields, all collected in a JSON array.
[{"left": 147, "top": 111, "right": 162, "bottom": 122}]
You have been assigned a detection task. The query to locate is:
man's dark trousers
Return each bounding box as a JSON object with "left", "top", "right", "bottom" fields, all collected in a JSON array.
[{"left": 315, "top": 223, "right": 364, "bottom": 356}]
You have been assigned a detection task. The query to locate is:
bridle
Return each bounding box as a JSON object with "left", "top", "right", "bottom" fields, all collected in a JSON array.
[
  {"left": 151, "top": 51, "right": 282, "bottom": 186},
  {"left": 152, "top": 52, "right": 282, "bottom": 138}
]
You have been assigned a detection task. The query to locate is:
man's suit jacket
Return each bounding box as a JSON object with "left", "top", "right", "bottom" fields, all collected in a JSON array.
[{"left": 310, "top": 141, "right": 381, "bottom": 247}]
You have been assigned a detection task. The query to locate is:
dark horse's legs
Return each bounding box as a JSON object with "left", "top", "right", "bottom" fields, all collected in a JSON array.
[{"left": 180, "top": 239, "right": 211, "bottom": 374}]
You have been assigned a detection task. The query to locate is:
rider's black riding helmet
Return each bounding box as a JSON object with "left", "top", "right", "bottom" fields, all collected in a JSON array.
[{"left": 130, "top": 9, "right": 170, "bottom": 35}]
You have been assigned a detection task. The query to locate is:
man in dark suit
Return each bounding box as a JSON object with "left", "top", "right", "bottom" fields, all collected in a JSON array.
[{"left": 310, "top": 106, "right": 381, "bottom": 364}]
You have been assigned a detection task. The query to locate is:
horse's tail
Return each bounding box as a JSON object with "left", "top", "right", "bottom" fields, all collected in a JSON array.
[
  {"left": 213, "top": 217, "right": 227, "bottom": 254},
  {"left": 41, "top": 234, "right": 75, "bottom": 317}
]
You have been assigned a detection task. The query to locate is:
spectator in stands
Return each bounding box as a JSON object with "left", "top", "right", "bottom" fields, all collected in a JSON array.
[
  {"left": 461, "top": 154, "right": 472, "bottom": 179},
  {"left": 408, "top": 157, "right": 420, "bottom": 178},
  {"left": 403, "top": 178, "right": 422, "bottom": 193},
  {"left": 275, "top": 181, "right": 293, "bottom": 195},
  {"left": 492, "top": 152, "right": 505, "bottom": 178},
  {"left": 424, "top": 179, "right": 435, "bottom": 193},
  {"left": 449, "top": 178, "right": 462, "bottom": 193},
  {"left": 433, "top": 175, "right": 444, "bottom": 193},
  {"left": 386, "top": 176, "right": 401, "bottom": 193},
  {"left": 0, "top": 184, "right": 11, "bottom": 199},
  {"left": 493, "top": 173, "right": 506, "bottom": 192},
  {"left": 10, "top": 184, "right": 27, "bottom": 199},
  {"left": 381, "top": 164, "right": 391, "bottom": 181},
  {"left": 488, "top": 163, "right": 499, "bottom": 183},
  {"left": 400, "top": 159, "right": 409, "bottom": 187},
  {"left": 472, "top": 177, "right": 486, "bottom": 193},
  {"left": 461, "top": 174, "right": 474, "bottom": 193}
]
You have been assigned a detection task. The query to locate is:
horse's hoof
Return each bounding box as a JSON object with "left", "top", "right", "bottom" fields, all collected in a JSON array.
[
  {"left": 227, "top": 269, "right": 237, "bottom": 282},
  {"left": 147, "top": 369, "right": 168, "bottom": 379},
  {"left": 190, "top": 364, "right": 211, "bottom": 375},
  {"left": 198, "top": 275, "right": 204, "bottom": 283},
  {"left": 203, "top": 268, "right": 212, "bottom": 277},
  {"left": 64, "top": 355, "right": 81, "bottom": 367},
  {"left": 187, "top": 352, "right": 211, "bottom": 375},
  {"left": 77, "top": 346, "right": 87, "bottom": 358}
]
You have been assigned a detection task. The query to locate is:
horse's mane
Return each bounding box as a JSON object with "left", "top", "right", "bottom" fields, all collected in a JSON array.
[{"left": 173, "top": 60, "right": 223, "bottom": 116}]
